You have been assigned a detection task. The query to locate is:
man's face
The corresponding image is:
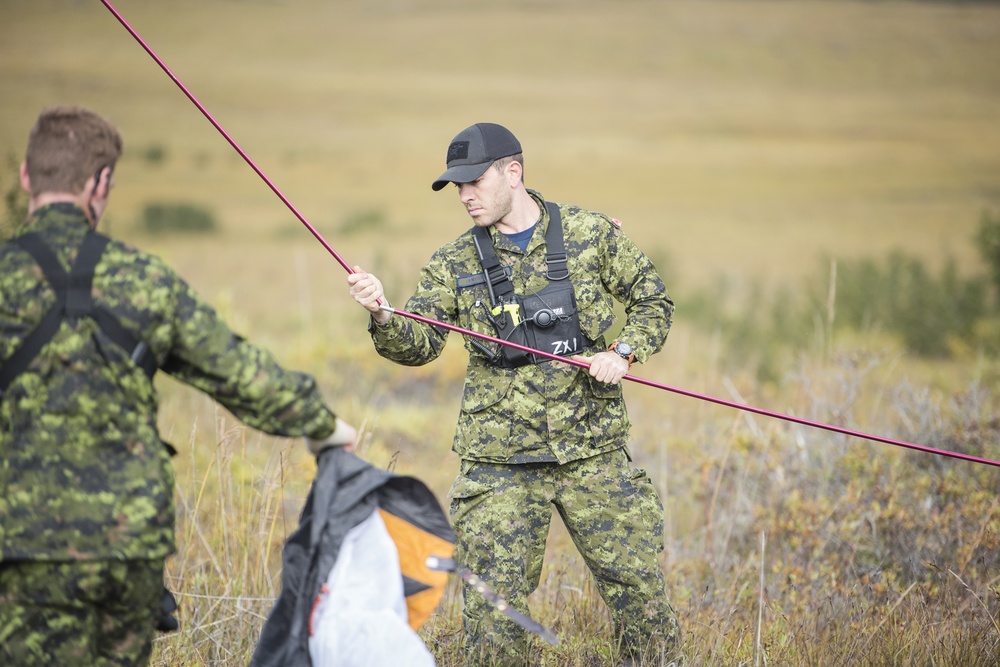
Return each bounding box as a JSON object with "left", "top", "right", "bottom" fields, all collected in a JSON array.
[{"left": 456, "top": 161, "right": 514, "bottom": 229}]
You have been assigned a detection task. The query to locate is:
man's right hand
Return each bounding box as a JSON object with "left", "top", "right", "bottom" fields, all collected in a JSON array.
[
  {"left": 306, "top": 417, "right": 358, "bottom": 456},
  {"left": 347, "top": 265, "right": 391, "bottom": 325}
]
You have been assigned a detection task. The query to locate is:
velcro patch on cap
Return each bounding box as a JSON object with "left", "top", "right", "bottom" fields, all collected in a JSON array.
[{"left": 447, "top": 141, "right": 470, "bottom": 163}]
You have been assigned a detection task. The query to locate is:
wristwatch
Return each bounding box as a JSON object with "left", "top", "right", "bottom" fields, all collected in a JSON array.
[{"left": 608, "top": 341, "right": 635, "bottom": 368}]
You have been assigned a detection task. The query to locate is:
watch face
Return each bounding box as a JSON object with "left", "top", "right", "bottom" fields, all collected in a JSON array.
[{"left": 616, "top": 342, "right": 633, "bottom": 356}]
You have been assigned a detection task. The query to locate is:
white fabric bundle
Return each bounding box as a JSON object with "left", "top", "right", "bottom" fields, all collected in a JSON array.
[{"left": 308, "top": 510, "right": 436, "bottom": 667}]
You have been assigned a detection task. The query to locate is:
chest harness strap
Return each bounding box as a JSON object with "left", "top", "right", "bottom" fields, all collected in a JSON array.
[
  {"left": 471, "top": 202, "right": 582, "bottom": 367},
  {"left": 0, "top": 231, "right": 158, "bottom": 397},
  {"left": 473, "top": 202, "right": 569, "bottom": 305}
]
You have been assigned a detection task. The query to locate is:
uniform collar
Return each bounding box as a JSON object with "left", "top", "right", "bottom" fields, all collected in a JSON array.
[
  {"left": 18, "top": 202, "right": 90, "bottom": 236},
  {"left": 487, "top": 189, "right": 549, "bottom": 254}
]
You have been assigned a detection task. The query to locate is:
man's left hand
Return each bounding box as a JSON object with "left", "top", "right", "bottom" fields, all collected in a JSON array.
[{"left": 572, "top": 351, "right": 630, "bottom": 385}]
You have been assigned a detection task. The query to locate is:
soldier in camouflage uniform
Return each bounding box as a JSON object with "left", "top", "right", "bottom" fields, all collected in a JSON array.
[
  {"left": 348, "top": 123, "right": 681, "bottom": 665},
  {"left": 0, "top": 106, "right": 357, "bottom": 667}
]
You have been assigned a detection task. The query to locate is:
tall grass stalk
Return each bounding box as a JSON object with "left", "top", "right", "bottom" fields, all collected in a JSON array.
[{"left": 755, "top": 530, "right": 766, "bottom": 667}]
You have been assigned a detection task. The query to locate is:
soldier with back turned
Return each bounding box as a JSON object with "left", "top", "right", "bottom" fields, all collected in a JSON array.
[{"left": 0, "top": 105, "right": 357, "bottom": 666}]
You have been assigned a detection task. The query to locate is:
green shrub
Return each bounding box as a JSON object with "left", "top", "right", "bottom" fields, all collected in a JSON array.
[
  {"left": 2, "top": 154, "right": 28, "bottom": 242},
  {"left": 823, "top": 252, "right": 988, "bottom": 357},
  {"left": 682, "top": 235, "right": 996, "bottom": 366},
  {"left": 338, "top": 208, "right": 386, "bottom": 236},
  {"left": 975, "top": 209, "right": 1000, "bottom": 307},
  {"left": 677, "top": 277, "right": 819, "bottom": 382},
  {"left": 141, "top": 202, "right": 219, "bottom": 235},
  {"left": 140, "top": 143, "right": 168, "bottom": 165}
]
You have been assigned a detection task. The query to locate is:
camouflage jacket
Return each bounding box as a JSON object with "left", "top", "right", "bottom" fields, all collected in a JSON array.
[
  {"left": 370, "top": 190, "right": 673, "bottom": 464},
  {"left": 0, "top": 203, "right": 337, "bottom": 562}
]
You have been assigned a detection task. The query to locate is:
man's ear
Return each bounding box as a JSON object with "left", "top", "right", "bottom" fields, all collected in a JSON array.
[
  {"left": 19, "top": 161, "right": 31, "bottom": 194},
  {"left": 506, "top": 160, "right": 523, "bottom": 188},
  {"left": 88, "top": 166, "right": 114, "bottom": 204},
  {"left": 95, "top": 167, "right": 111, "bottom": 198},
  {"left": 102, "top": 167, "right": 115, "bottom": 198}
]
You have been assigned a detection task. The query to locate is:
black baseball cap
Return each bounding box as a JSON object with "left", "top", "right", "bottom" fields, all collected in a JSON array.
[{"left": 431, "top": 123, "right": 522, "bottom": 191}]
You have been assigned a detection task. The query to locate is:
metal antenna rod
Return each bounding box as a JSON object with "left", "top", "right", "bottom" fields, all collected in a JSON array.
[{"left": 101, "top": 0, "right": 1000, "bottom": 470}]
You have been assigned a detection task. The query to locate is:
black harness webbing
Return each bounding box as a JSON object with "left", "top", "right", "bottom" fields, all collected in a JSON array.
[
  {"left": 471, "top": 201, "right": 570, "bottom": 302},
  {"left": 0, "top": 232, "right": 158, "bottom": 397},
  {"left": 470, "top": 202, "right": 583, "bottom": 367}
]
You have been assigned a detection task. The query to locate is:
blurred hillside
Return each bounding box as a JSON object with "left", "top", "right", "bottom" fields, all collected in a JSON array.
[
  {"left": 4, "top": 4, "right": 1000, "bottom": 663},
  {"left": 2, "top": 0, "right": 998, "bottom": 300}
]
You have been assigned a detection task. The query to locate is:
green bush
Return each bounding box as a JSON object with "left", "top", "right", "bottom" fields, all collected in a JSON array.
[
  {"left": 827, "top": 253, "right": 989, "bottom": 357},
  {"left": 976, "top": 209, "right": 1000, "bottom": 307},
  {"left": 682, "top": 233, "right": 996, "bottom": 366},
  {"left": 678, "top": 277, "right": 819, "bottom": 382},
  {"left": 140, "top": 143, "right": 168, "bottom": 166},
  {"left": 2, "top": 154, "right": 28, "bottom": 242},
  {"left": 141, "top": 202, "right": 219, "bottom": 235},
  {"left": 338, "top": 208, "right": 386, "bottom": 236}
]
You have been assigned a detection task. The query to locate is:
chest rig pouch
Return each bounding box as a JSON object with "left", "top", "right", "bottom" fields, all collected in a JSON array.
[{"left": 471, "top": 202, "right": 583, "bottom": 368}]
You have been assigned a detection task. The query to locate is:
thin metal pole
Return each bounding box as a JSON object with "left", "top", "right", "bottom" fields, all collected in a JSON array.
[
  {"left": 387, "top": 307, "right": 1000, "bottom": 468},
  {"left": 99, "top": 0, "right": 353, "bottom": 274},
  {"left": 100, "top": 0, "right": 1000, "bottom": 470}
]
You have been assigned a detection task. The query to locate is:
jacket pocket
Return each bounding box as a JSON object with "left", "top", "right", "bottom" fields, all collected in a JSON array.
[
  {"left": 456, "top": 367, "right": 515, "bottom": 459},
  {"left": 584, "top": 373, "right": 629, "bottom": 445},
  {"left": 459, "top": 362, "right": 514, "bottom": 413}
]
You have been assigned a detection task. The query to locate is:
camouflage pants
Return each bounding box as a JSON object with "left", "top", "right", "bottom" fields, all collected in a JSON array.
[
  {"left": 0, "top": 558, "right": 164, "bottom": 667},
  {"left": 449, "top": 448, "right": 681, "bottom": 666}
]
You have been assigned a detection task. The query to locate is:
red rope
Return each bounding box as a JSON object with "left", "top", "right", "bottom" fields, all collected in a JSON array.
[{"left": 100, "top": 0, "right": 1000, "bottom": 470}]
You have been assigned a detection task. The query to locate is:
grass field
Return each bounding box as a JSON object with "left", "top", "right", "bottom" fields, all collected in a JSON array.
[{"left": 3, "top": 0, "right": 1000, "bottom": 664}]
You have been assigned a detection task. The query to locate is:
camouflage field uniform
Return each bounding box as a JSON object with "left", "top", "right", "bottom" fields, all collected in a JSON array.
[
  {"left": 0, "top": 203, "right": 339, "bottom": 666},
  {"left": 369, "top": 190, "right": 680, "bottom": 664},
  {"left": 0, "top": 559, "right": 163, "bottom": 667}
]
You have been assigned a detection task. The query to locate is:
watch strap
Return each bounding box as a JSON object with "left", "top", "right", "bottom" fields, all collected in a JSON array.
[{"left": 608, "top": 341, "right": 634, "bottom": 369}]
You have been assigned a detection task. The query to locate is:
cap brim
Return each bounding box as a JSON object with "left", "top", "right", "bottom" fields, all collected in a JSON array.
[{"left": 431, "top": 162, "right": 492, "bottom": 191}]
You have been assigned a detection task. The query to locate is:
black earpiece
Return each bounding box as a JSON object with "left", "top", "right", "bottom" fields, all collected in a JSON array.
[
  {"left": 93, "top": 165, "right": 111, "bottom": 194},
  {"left": 532, "top": 309, "right": 556, "bottom": 328}
]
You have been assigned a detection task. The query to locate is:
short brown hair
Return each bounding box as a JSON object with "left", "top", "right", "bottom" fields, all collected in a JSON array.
[
  {"left": 24, "top": 106, "right": 123, "bottom": 195},
  {"left": 493, "top": 153, "right": 524, "bottom": 184}
]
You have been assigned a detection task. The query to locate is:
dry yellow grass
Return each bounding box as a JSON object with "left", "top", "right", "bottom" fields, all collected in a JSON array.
[
  {"left": 3, "top": 0, "right": 999, "bottom": 290},
  {"left": 2, "top": 0, "right": 999, "bottom": 664}
]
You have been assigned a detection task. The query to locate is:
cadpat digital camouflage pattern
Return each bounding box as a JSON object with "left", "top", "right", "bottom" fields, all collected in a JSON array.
[
  {"left": 0, "top": 558, "right": 163, "bottom": 666},
  {"left": 0, "top": 203, "right": 338, "bottom": 563},
  {"left": 369, "top": 189, "right": 674, "bottom": 465},
  {"left": 451, "top": 450, "right": 681, "bottom": 664},
  {"left": 369, "top": 190, "right": 680, "bottom": 663}
]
